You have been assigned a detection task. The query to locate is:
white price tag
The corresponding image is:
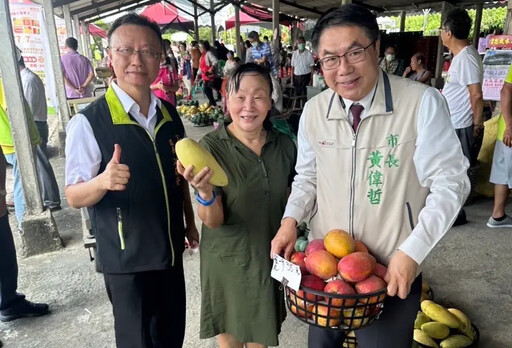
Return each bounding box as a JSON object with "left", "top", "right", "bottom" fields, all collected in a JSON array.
[{"left": 271, "top": 253, "right": 302, "bottom": 291}]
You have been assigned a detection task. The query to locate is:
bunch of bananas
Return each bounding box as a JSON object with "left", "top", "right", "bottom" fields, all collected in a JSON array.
[{"left": 413, "top": 299, "right": 476, "bottom": 348}]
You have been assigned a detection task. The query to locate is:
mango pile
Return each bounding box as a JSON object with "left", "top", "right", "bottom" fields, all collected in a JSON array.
[
  {"left": 413, "top": 299, "right": 477, "bottom": 348},
  {"left": 176, "top": 101, "right": 225, "bottom": 127}
]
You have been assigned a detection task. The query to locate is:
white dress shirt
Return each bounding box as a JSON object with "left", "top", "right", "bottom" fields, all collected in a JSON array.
[
  {"left": 285, "top": 85, "right": 470, "bottom": 265},
  {"left": 65, "top": 82, "right": 161, "bottom": 185},
  {"left": 20, "top": 68, "right": 47, "bottom": 122},
  {"left": 291, "top": 49, "right": 315, "bottom": 76}
]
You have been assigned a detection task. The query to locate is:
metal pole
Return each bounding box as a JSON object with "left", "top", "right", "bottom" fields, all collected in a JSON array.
[
  {"left": 0, "top": 1, "right": 43, "bottom": 214},
  {"left": 210, "top": 0, "right": 216, "bottom": 43},
  {"left": 194, "top": 2, "right": 199, "bottom": 42},
  {"left": 400, "top": 11, "right": 406, "bottom": 32},
  {"left": 473, "top": 3, "right": 483, "bottom": 48},
  {"left": 62, "top": 4, "right": 73, "bottom": 37},
  {"left": 235, "top": 5, "right": 241, "bottom": 58},
  {"left": 81, "top": 21, "right": 92, "bottom": 60},
  {"left": 42, "top": 0, "right": 71, "bottom": 134}
]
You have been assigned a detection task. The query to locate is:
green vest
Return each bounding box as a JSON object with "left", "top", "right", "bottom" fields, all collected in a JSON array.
[{"left": 0, "top": 102, "right": 41, "bottom": 155}]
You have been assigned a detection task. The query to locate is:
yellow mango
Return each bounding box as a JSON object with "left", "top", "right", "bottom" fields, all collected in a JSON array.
[
  {"left": 414, "top": 329, "right": 439, "bottom": 348},
  {"left": 421, "top": 322, "right": 450, "bottom": 339},
  {"left": 176, "top": 138, "right": 228, "bottom": 187},
  {"left": 421, "top": 300, "right": 460, "bottom": 329},
  {"left": 440, "top": 334, "right": 473, "bottom": 348}
]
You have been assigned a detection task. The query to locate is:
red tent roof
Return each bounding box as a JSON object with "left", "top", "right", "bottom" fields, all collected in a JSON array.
[
  {"left": 225, "top": 5, "right": 295, "bottom": 30},
  {"left": 225, "top": 11, "right": 261, "bottom": 30},
  {"left": 140, "top": 2, "right": 190, "bottom": 26},
  {"left": 88, "top": 24, "right": 107, "bottom": 38}
]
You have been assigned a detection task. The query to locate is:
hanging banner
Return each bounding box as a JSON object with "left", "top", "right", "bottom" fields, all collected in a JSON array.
[
  {"left": 482, "top": 49, "right": 512, "bottom": 101},
  {"left": 55, "top": 16, "right": 68, "bottom": 56},
  {"left": 9, "top": 1, "right": 59, "bottom": 107}
]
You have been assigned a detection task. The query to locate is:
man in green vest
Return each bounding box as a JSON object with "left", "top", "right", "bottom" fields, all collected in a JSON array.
[
  {"left": 65, "top": 14, "right": 198, "bottom": 347},
  {"left": 487, "top": 63, "right": 512, "bottom": 228}
]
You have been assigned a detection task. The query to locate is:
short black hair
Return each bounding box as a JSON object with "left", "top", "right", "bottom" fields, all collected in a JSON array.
[
  {"left": 233, "top": 57, "right": 241, "bottom": 63},
  {"left": 385, "top": 44, "right": 397, "bottom": 52},
  {"left": 248, "top": 31, "right": 259, "bottom": 40},
  {"left": 443, "top": 8, "right": 472, "bottom": 40},
  {"left": 65, "top": 37, "right": 78, "bottom": 51},
  {"left": 311, "top": 4, "right": 379, "bottom": 52},
  {"left": 107, "top": 13, "right": 162, "bottom": 46},
  {"left": 227, "top": 63, "right": 273, "bottom": 130},
  {"left": 298, "top": 36, "right": 306, "bottom": 43},
  {"left": 191, "top": 40, "right": 198, "bottom": 46},
  {"left": 263, "top": 36, "right": 269, "bottom": 41},
  {"left": 245, "top": 40, "right": 251, "bottom": 48},
  {"left": 200, "top": 40, "right": 211, "bottom": 51},
  {"left": 227, "top": 50, "right": 234, "bottom": 56}
]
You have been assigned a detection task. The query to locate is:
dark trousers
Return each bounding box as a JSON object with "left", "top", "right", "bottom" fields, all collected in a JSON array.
[
  {"left": 34, "top": 121, "right": 48, "bottom": 156},
  {"left": 35, "top": 146, "right": 60, "bottom": 208},
  {"left": 293, "top": 73, "right": 311, "bottom": 97},
  {"left": 0, "top": 213, "right": 25, "bottom": 311},
  {"left": 103, "top": 260, "right": 186, "bottom": 348},
  {"left": 308, "top": 274, "right": 422, "bottom": 348}
]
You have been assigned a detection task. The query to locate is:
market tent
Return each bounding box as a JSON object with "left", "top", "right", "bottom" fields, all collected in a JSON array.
[
  {"left": 140, "top": 2, "right": 194, "bottom": 32},
  {"left": 225, "top": 11, "right": 261, "bottom": 30},
  {"left": 88, "top": 23, "right": 106, "bottom": 38}
]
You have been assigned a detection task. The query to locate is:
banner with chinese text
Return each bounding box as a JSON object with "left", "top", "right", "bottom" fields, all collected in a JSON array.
[{"left": 482, "top": 50, "right": 512, "bottom": 101}]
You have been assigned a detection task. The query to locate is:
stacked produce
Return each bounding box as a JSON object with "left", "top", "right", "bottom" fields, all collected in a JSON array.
[
  {"left": 413, "top": 300, "right": 477, "bottom": 348},
  {"left": 287, "top": 228, "right": 388, "bottom": 330},
  {"left": 176, "top": 101, "right": 225, "bottom": 127}
]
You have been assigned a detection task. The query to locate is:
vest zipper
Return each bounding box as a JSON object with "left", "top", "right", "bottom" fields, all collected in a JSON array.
[
  {"left": 349, "top": 118, "right": 366, "bottom": 238},
  {"left": 116, "top": 207, "right": 126, "bottom": 250},
  {"left": 126, "top": 122, "right": 175, "bottom": 266}
]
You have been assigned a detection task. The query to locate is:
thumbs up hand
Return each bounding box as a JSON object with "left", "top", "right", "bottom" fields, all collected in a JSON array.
[{"left": 102, "top": 144, "right": 130, "bottom": 191}]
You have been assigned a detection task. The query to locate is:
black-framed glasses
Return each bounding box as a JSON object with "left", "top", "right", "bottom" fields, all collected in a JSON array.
[
  {"left": 319, "top": 41, "right": 376, "bottom": 70},
  {"left": 108, "top": 47, "right": 162, "bottom": 60}
]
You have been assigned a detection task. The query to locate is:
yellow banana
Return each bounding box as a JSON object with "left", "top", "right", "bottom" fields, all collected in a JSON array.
[
  {"left": 415, "top": 311, "right": 431, "bottom": 329},
  {"left": 440, "top": 334, "right": 473, "bottom": 348},
  {"left": 447, "top": 308, "right": 474, "bottom": 340},
  {"left": 414, "top": 329, "right": 439, "bottom": 348},
  {"left": 421, "top": 300, "right": 460, "bottom": 329},
  {"left": 421, "top": 322, "right": 450, "bottom": 339}
]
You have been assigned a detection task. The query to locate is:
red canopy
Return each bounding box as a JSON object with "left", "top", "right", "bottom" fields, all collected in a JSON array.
[
  {"left": 88, "top": 24, "right": 107, "bottom": 38},
  {"left": 225, "top": 5, "right": 294, "bottom": 30},
  {"left": 225, "top": 11, "right": 261, "bottom": 30},
  {"left": 140, "top": 2, "right": 193, "bottom": 31}
]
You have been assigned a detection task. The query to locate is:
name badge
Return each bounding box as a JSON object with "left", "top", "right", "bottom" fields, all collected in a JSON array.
[{"left": 318, "top": 139, "right": 335, "bottom": 148}]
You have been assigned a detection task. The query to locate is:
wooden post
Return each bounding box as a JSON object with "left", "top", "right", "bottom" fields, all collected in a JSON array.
[
  {"left": 473, "top": 3, "right": 483, "bottom": 48},
  {"left": 272, "top": 0, "right": 280, "bottom": 51},
  {"left": 235, "top": 5, "right": 241, "bottom": 58},
  {"left": 194, "top": 2, "right": 199, "bottom": 42},
  {"left": 400, "top": 11, "right": 406, "bottom": 32},
  {"left": 210, "top": 0, "right": 216, "bottom": 43},
  {"left": 62, "top": 4, "right": 73, "bottom": 37},
  {"left": 434, "top": 1, "right": 453, "bottom": 83},
  {"left": 505, "top": 0, "right": 512, "bottom": 34}
]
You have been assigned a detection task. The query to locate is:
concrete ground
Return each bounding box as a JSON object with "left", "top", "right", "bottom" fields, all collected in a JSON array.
[{"left": 0, "top": 114, "right": 511, "bottom": 348}]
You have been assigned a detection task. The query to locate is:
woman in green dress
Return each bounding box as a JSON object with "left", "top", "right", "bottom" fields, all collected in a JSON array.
[{"left": 178, "top": 63, "right": 296, "bottom": 347}]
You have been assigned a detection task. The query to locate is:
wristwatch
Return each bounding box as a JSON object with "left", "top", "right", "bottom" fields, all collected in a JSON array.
[{"left": 0, "top": 188, "right": 6, "bottom": 197}]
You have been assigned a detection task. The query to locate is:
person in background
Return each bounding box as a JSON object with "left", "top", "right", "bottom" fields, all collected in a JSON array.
[
  {"left": 441, "top": 8, "right": 483, "bottom": 226},
  {"left": 65, "top": 14, "right": 198, "bottom": 347},
  {"left": 244, "top": 40, "right": 252, "bottom": 64},
  {"left": 163, "top": 39, "right": 179, "bottom": 73},
  {"left": 198, "top": 40, "right": 221, "bottom": 106},
  {"left": 214, "top": 40, "right": 228, "bottom": 61},
  {"left": 151, "top": 46, "right": 179, "bottom": 106},
  {"left": 17, "top": 50, "right": 61, "bottom": 212},
  {"left": 61, "top": 37, "right": 95, "bottom": 99},
  {"left": 178, "top": 63, "right": 296, "bottom": 348},
  {"left": 402, "top": 52, "right": 432, "bottom": 85},
  {"left": 270, "top": 5, "right": 469, "bottom": 347},
  {"left": 190, "top": 41, "right": 201, "bottom": 83},
  {"left": 239, "top": 36, "right": 247, "bottom": 63},
  {"left": 0, "top": 146, "right": 49, "bottom": 323},
  {"left": 247, "top": 31, "right": 278, "bottom": 77},
  {"left": 291, "top": 36, "right": 315, "bottom": 97},
  {"left": 223, "top": 51, "right": 238, "bottom": 77},
  {"left": 487, "top": 62, "right": 512, "bottom": 228},
  {"left": 379, "top": 44, "right": 401, "bottom": 76},
  {"left": 179, "top": 42, "right": 192, "bottom": 100}
]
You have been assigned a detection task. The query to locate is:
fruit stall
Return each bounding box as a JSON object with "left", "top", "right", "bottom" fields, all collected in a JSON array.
[
  {"left": 176, "top": 100, "right": 226, "bottom": 127},
  {"left": 283, "top": 226, "right": 479, "bottom": 348}
]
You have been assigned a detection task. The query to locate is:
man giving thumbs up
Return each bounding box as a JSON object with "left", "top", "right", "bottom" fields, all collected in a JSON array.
[{"left": 64, "top": 14, "right": 197, "bottom": 348}]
